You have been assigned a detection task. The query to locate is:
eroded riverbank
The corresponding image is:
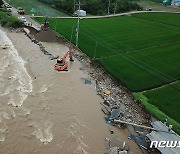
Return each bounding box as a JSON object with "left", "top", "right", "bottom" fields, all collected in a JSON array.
[{"left": 0, "top": 28, "right": 143, "bottom": 154}]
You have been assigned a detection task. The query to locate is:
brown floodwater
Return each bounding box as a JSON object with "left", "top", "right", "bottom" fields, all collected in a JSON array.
[{"left": 0, "top": 29, "right": 142, "bottom": 154}]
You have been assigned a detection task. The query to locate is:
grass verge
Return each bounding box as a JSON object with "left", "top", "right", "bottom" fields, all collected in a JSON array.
[
  {"left": 143, "top": 82, "right": 180, "bottom": 123},
  {"left": 133, "top": 91, "right": 180, "bottom": 135}
]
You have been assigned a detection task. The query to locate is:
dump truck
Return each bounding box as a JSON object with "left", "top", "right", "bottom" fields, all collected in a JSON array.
[
  {"left": 17, "top": 7, "right": 25, "bottom": 15},
  {"left": 40, "top": 16, "right": 49, "bottom": 31}
]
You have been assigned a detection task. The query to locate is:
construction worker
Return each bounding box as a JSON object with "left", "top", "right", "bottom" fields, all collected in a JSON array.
[
  {"left": 56, "top": 56, "right": 63, "bottom": 65},
  {"left": 164, "top": 117, "right": 168, "bottom": 125},
  {"left": 168, "top": 124, "right": 173, "bottom": 132}
]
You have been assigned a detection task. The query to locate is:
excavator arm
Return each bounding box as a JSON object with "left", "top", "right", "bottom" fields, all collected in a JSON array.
[{"left": 62, "top": 50, "right": 73, "bottom": 64}]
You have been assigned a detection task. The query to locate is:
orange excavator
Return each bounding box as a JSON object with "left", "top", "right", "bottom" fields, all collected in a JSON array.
[{"left": 54, "top": 48, "right": 74, "bottom": 71}]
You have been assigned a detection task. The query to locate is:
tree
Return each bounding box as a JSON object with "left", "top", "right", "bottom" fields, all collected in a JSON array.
[
  {"left": 54, "top": 0, "right": 74, "bottom": 14},
  {"left": 0, "top": 0, "right": 4, "bottom": 7},
  {"left": 41, "top": 0, "right": 142, "bottom": 15}
]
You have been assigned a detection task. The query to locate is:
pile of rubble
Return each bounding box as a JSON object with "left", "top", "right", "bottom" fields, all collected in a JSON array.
[{"left": 71, "top": 44, "right": 151, "bottom": 125}]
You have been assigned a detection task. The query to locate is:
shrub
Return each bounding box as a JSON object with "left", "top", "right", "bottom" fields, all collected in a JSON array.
[
  {"left": 0, "top": 0, "right": 3, "bottom": 7},
  {"left": 6, "top": 16, "right": 24, "bottom": 28},
  {"left": 0, "top": 9, "right": 24, "bottom": 28}
]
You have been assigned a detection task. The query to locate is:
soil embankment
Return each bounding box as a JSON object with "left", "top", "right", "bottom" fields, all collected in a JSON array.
[{"left": 34, "top": 29, "right": 58, "bottom": 42}]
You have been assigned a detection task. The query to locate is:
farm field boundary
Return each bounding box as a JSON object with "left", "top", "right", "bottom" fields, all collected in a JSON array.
[{"left": 134, "top": 81, "right": 180, "bottom": 134}]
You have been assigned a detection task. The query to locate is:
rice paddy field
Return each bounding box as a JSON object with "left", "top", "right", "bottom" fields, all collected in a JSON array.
[
  {"left": 144, "top": 82, "right": 180, "bottom": 123},
  {"left": 36, "top": 12, "right": 180, "bottom": 133},
  {"left": 6, "top": 0, "right": 68, "bottom": 17}
]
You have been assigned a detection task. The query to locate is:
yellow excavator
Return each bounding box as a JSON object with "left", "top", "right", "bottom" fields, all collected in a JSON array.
[{"left": 41, "top": 16, "right": 49, "bottom": 31}]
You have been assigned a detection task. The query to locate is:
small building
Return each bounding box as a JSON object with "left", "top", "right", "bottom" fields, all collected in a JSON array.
[
  {"left": 74, "top": 10, "right": 86, "bottom": 17},
  {"left": 162, "top": 0, "right": 171, "bottom": 5},
  {"left": 171, "top": 0, "right": 180, "bottom": 6}
]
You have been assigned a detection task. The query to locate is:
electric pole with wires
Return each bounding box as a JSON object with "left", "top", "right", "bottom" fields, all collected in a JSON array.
[
  {"left": 114, "top": 2, "right": 117, "bottom": 15},
  {"left": 75, "top": 0, "right": 82, "bottom": 47},
  {"left": 107, "top": 0, "right": 111, "bottom": 15}
]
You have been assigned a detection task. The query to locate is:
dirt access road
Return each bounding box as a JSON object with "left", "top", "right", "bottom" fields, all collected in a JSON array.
[{"left": 33, "top": 10, "right": 180, "bottom": 19}]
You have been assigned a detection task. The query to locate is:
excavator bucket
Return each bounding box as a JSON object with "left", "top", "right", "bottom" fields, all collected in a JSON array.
[{"left": 54, "top": 63, "right": 68, "bottom": 71}]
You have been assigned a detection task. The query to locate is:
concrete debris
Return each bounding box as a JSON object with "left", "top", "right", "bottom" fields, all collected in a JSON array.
[
  {"left": 130, "top": 134, "right": 149, "bottom": 150},
  {"left": 1, "top": 44, "right": 9, "bottom": 49},
  {"left": 23, "top": 28, "right": 30, "bottom": 34},
  {"left": 81, "top": 78, "right": 92, "bottom": 84},
  {"left": 16, "top": 28, "right": 24, "bottom": 33},
  {"left": 69, "top": 43, "right": 150, "bottom": 125},
  {"left": 105, "top": 136, "right": 129, "bottom": 154}
]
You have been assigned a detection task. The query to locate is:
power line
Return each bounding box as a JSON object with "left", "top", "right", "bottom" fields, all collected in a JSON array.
[
  {"left": 56, "top": 18, "right": 180, "bottom": 90},
  {"left": 75, "top": 0, "right": 82, "bottom": 47},
  {"left": 77, "top": 28, "right": 180, "bottom": 90},
  {"left": 79, "top": 21, "right": 180, "bottom": 81},
  {"left": 114, "top": 2, "right": 117, "bottom": 15}
]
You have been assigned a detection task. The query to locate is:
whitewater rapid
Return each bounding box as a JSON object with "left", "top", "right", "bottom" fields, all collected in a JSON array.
[
  {"left": 0, "top": 29, "right": 33, "bottom": 107},
  {"left": 0, "top": 29, "right": 54, "bottom": 144}
]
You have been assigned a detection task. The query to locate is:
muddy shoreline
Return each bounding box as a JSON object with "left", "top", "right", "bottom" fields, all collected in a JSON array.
[
  {"left": 26, "top": 27, "right": 150, "bottom": 126},
  {"left": 24, "top": 26, "right": 152, "bottom": 151},
  {"left": 0, "top": 26, "right": 144, "bottom": 154},
  {"left": 71, "top": 46, "right": 150, "bottom": 124},
  {"left": 24, "top": 26, "right": 151, "bottom": 152}
]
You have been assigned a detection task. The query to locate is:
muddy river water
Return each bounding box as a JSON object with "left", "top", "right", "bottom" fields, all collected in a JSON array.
[{"left": 0, "top": 29, "right": 141, "bottom": 154}]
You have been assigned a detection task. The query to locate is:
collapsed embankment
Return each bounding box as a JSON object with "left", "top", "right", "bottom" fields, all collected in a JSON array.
[{"left": 25, "top": 27, "right": 151, "bottom": 126}]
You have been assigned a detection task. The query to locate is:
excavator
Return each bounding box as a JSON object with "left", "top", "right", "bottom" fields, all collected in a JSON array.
[
  {"left": 54, "top": 48, "right": 74, "bottom": 71},
  {"left": 41, "top": 16, "right": 49, "bottom": 31}
]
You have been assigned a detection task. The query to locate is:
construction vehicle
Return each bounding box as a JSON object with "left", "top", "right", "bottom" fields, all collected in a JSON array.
[
  {"left": 17, "top": 7, "right": 25, "bottom": 15},
  {"left": 54, "top": 48, "right": 74, "bottom": 71},
  {"left": 41, "top": 16, "right": 49, "bottom": 31}
]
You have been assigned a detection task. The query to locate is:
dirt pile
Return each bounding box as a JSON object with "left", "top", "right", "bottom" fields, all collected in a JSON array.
[
  {"left": 35, "top": 29, "right": 58, "bottom": 42},
  {"left": 25, "top": 26, "right": 39, "bottom": 35}
]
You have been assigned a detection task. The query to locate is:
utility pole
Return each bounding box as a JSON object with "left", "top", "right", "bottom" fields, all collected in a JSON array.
[
  {"left": 73, "top": 0, "right": 76, "bottom": 13},
  {"left": 70, "top": 26, "right": 74, "bottom": 44},
  {"left": 76, "top": 0, "right": 81, "bottom": 47},
  {"left": 114, "top": 2, "right": 117, "bottom": 15},
  {"left": 107, "top": 0, "right": 111, "bottom": 15},
  {"left": 146, "top": 0, "right": 148, "bottom": 10},
  {"left": 55, "top": 17, "right": 57, "bottom": 31}
]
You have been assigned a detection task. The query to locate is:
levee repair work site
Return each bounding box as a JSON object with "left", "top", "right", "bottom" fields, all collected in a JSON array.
[{"left": 0, "top": 11, "right": 180, "bottom": 154}]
